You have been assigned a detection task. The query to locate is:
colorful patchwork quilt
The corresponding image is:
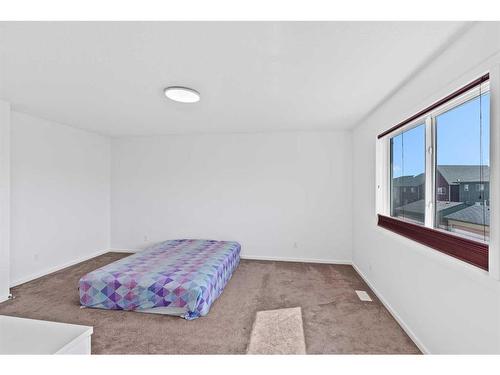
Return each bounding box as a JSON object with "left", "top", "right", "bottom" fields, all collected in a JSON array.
[{"left": 79, "top": 239, "right": 241, "bottom": 320}]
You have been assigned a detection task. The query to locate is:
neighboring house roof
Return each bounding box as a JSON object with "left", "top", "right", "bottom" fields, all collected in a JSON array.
[
  {"left": 394, "top": 199, "right": 463, "bottom": 215},
  {"left": 392, "top": 173, "right": 425, "bottom": 187},
  {"left": 437, "top": 165, "right": 490, "bottom": 184},
  {"left": 444, "top": 204, "right": 490, "bottom": 226},
  {"left": 395, "top": 199, "right": 489, "bottom": 226}
]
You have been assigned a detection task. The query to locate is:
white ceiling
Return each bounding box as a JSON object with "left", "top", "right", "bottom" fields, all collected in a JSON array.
[{"left": 0, "top": 22, "right": 468, "bottom": 137}]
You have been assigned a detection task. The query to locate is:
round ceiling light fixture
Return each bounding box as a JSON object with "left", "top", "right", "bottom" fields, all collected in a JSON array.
[{"left": 163, "top": 86, "right": 200, "bottom": 103}]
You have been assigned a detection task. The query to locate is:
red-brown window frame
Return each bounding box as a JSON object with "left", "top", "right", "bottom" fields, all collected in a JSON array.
[
  {"left": 377, "top": 74, "right": 490, "bottom": 271},
  {"left": 378, "top": 214, "right": 488, "bottom": 270}
]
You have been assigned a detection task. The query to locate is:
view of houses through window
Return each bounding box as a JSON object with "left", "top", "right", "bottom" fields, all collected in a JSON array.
[
  {"left": 390, "top": 123, "right": 426, "bottom": 224},
  {"left": 389, "top": 89, "right": 490, "bottom": 243},
  {"left": 435, "top": 92, "right": 490, "bottom": 241}
]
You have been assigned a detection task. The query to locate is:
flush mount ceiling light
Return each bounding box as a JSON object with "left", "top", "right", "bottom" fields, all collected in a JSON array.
[{"left": 163, "top": 86, "right": 200, "bottom": 103}]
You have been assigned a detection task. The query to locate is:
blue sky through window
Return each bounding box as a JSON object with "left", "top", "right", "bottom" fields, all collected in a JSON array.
[
  {"left": 391, "top": 92, "right": 489, "bottom": 179},
  {"left": 391, "top": 123, "right": 425, "bottom": 179}
]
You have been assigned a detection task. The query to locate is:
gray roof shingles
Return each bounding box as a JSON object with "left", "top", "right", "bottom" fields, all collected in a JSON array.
[
  {"left": 437, "top": 165, "right": 490, "bottom": 184},
  {"left": 394, "top": 199, "right": 463, "bottom": 215},
  {"left": 444, "top": 204, "right": 490, "bottom": 226},
  {"left": 392, "top": 173, "right": 425, "bottom": 187},
  {"left": 395, "top": 199, "right": 489, "bottom": 226}
]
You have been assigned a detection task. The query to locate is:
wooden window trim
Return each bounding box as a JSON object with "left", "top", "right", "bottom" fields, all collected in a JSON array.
[
  {"left": 378, "top": 214, "right": 488, "bottom": 271},
  {"left": 377, "top": 73, "right": 489, "bottom": 139}
]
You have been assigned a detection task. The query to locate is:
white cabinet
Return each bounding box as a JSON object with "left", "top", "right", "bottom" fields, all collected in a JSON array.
[{"left": 0, "top": 315, "right": 93, "bottom": 354}]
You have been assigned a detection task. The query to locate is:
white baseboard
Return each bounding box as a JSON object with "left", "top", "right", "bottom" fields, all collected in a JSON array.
[
  {"left": 108, "top": 248, "right": 138, "bottom": 253},
  {"left": 351, "top": 263, "right": 430, "bottom": 354},
  {"left": 0, "top": 294, "right": 9, "bottom": 303},
  {"left": 107, "top": 249, "right": 352, "bottom": 265},
  {"left": 241, "top": 254, "right": 352, "bottom": 265},
  {"left": 10, "top": 248, "right": 110, "bottom": 287}
]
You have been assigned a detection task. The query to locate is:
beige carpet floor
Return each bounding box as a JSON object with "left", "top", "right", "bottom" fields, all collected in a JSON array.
[{"left": 0, "top": 252, "right": 420, "bottom": 354}]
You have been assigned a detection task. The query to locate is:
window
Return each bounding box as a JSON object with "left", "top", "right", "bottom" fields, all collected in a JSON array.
[
  {"left": 390, "top": 124, "right": 425, "bottom": 224},
  {"left": 435, "top": 91, "right": 490, "bottom": 242},
  {"left": 378, "top": 74, "right": 490, "bottom": 270}
]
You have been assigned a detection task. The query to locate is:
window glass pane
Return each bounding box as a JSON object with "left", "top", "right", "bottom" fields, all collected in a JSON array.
[
  {"left": 435, "top": 92, "right": 490, "bottom": 242},
  {"left": 390, "top": 124, "right": 426, "bottom": 224}
]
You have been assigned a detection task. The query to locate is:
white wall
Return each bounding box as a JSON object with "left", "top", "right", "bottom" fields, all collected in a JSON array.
[
  {"left": 111, "top": 131, "right": 352, "bottom": 263},
  {"left": 0, "top": 99, "right": 10, "bottom": 301},
  {"left": 10, "top": 112, "right": 110, "bottom": 286},
  {"left": 352, "top": 22, "right": 500, "bottom": 353}
]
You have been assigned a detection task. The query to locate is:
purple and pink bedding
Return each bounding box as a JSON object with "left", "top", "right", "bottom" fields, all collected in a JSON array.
[{"left": 78, "top": 239, "right": 241, "bottom": 320}]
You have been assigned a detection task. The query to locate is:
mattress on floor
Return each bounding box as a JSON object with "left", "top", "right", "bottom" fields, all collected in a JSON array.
[{"left": 78, "top": 239, "right": 241, "bottom": 320}]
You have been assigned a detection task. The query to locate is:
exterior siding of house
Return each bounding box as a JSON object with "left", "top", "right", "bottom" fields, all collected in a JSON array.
[
  {"left": 391, "top": 166, "right": 489, "bottom": 237},
  {"left": 436, "top": 172, "right": 452, "bottom": 202},
  {"left": 458, "top": 182, "right": 490, "bottom": 205}
]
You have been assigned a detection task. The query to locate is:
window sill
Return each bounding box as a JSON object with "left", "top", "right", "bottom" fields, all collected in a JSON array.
[{"left": 377, "top": 214, "right": 488, "bottom": 271}]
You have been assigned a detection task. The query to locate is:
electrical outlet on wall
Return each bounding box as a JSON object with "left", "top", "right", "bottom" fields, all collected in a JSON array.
[
  {"left": 293, "top": 242, "right": 298, "bottom": 249},
  {"left": 144, "top": 235, "right": 149, "bottom": 242},
  {"left": 33, "top": 253, "right": 39, "bottom": 262}
]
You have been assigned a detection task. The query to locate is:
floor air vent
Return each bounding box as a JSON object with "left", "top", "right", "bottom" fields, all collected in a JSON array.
[{"left": 355, "top": 290, "right": 372, "bottom": 302}]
